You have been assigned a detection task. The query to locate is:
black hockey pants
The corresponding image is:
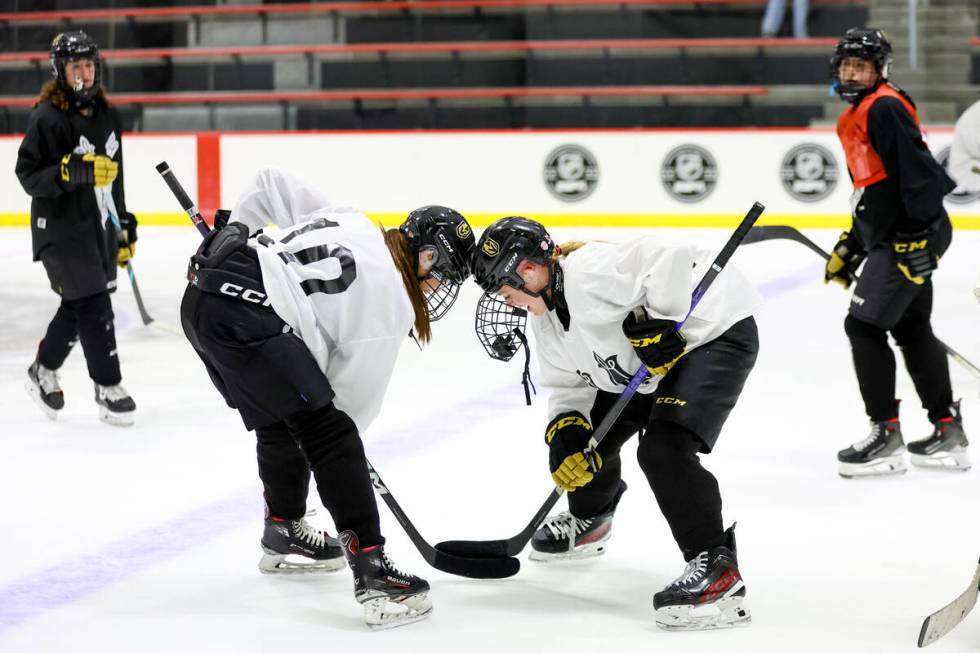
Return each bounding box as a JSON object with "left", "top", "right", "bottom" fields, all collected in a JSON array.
[
  {"left": 256, "top": 406, "right": 384, "bottom": 548},
  {"left": 844, "top": 281, "right": 953, "bottom": 423},
  {"left": 37, "top": 291, "right": 121, "bottom": 386},
  {"left": 568, "top": 317, "right": 758, "bottom": 561}
]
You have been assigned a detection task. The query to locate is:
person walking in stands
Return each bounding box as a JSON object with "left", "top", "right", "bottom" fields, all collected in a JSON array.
[
  {"left": 16, "top": 31, "right": 138, "bottom": 426},
  {"left": 827, "top": 28, "right": 969, "bottom": 477},
  {"left": 181, "top": 167, "right": 475, "bottom": 629},
  {"left": 470, "top": 217, "right": 761, "bottom": 630}
]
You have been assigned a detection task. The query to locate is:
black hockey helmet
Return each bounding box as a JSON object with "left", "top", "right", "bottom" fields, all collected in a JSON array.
[
  {"left": 471, "top": 216, "right": 555, "bottom": 295},
  {"left": 399, "top": 205, "right": 475, "bottom": 321},
  {"left": 50, "top": 30, "right": 102, "bottom": 105},
  {"left": 830, "top": 27, "right": 892, "bottom": 104}
]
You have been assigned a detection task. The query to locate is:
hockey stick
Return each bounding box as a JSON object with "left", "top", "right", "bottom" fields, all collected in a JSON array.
[
  {"left": 156, "top": 161, "right": 519, "bottom": 579},
  {"left": 102, "top": 188, "right": 154, "bottom": 325},
  {"left": 918, "top": 557, "right": 980, "bottom": 647},
  {"left": 742, "top": 225, "right": 980, "bottom": 381},
  {"left": 155, "top": 161, "right": 212, "bottom": 238},
  {"left": 436, "top": 201, "right": 766, "bottom": 559}
]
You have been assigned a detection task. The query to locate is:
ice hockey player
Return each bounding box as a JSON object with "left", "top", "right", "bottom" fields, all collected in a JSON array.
[
  {"left": 470, "top": 217, "right": 761, "bottom": 630},
  {"left": 180, "top": 168, "right": 475, "bottom": 629},
  {"left": 16, "top": 31, "right": 138, "bottom": 426},
  {"left": 828, "top": 28, "right": 969, "bottom": 476}
]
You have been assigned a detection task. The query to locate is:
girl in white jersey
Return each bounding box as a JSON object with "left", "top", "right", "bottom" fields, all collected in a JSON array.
[
  {"left": 180, "top": 168, "right": 475, "bottom": 630},
  {"left": 471, "top": 217, "right": 762, "bottom": 631}
]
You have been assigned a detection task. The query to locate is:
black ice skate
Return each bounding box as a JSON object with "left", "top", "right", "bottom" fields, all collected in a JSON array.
[
  {"left": 339, "top": 530, "right": 432, "bottom": 630},
  {"left": 94, "top": 382, "right": 136, "bottom": 427},
  {"left": 908, "top": 401, "right": 970, "bottom": 471},
  {"left": 837, "top": 416, "right": 906, "bottom": 478},
  {"left": 653, "top": 525, "right": 750, "bottom": 631},
  {"left": 258, "top": 515, "right": 345, "bottom": 574},
  {"left": 529, "top": 482, "right": 625, "bottom": 562},
  {"left": 25, "top": 360, "right": 64, "bottom": 420}
]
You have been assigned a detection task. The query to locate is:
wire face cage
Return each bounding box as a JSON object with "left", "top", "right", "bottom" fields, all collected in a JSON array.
[
  {"left": 474, "top": 291, "right": 528, "bottom": 361},
  {"left": 423, "top": 270, "right": 461, "bottom": 321}
]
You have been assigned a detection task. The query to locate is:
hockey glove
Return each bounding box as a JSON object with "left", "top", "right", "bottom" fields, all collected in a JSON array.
[
  {"left": 115, "top": 213, "right": 137, "bottom": 268},
  {"left": 824, "top": 230, "right": 866, "bottom": 289},
  {"left": 546, "top": 412, "right": 602, "bottom": 492},
  {"left": 893, "top": 230, "right": 937, "bottom": 285},
  {"left": 59, "top": 153, "right": 118, "bottom": 189},
  {"left": 622, "top": 308, "right": 686, "bottom": 376}
]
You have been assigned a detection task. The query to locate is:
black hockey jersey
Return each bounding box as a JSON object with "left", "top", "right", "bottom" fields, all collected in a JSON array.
[{"left": 15, "top": 99, "right": 132, "bottom": 296}]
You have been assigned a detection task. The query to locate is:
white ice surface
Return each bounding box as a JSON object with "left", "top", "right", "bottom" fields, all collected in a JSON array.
[{"left": 1, "top": 226, "right": 978, "bottom": 653}]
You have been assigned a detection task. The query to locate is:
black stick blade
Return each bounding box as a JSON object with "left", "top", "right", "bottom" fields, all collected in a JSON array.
[
  {"left": 435, "top": 540, "right": 512, "bottom": 559},
  {"left": 431, "top": 548, "right": 520, "bottom": 579}
]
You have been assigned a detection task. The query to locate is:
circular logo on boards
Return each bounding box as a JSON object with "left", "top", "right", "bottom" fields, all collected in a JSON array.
[
  {"left": 543, "top": 144, "right": 599, "bottom": 202},
  {"left": 780, "top": 143, "right": 839, "bottom": 202},
  {"left": 661, "top": 145, "right": 718, "bottom": 203},
  {"left": 935, "top": 145, "right": 980, "bottom": 204}
]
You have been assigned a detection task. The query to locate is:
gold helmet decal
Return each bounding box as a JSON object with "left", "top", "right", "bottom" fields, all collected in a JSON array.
[
  {"left": 456, "top": 222, "right": 472, "bottom": 239},
  {"left": 482, "top": 237, "right": 500, "bottom": 257}
]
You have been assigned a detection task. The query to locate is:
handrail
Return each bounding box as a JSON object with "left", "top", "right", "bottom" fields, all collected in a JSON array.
[
  {"left": 0, "top": 0, "right": 868, "bottom": 24},
  {"left": 0, "top": 85, "right": 768, "bottom": 107},
  {"left": 0, "top": 37, "right": 840, "bottom": 63}
]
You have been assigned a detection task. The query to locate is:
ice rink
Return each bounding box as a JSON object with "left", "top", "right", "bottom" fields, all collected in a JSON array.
[{"left": 1, "top": 224, "right": 978, "bottom": 652}]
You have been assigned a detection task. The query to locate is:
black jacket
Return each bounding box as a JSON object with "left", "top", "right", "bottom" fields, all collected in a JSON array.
[
  {"left": 15, "top": 98, "right": 135, "bottom": 296},
  {"left": 853, "top": 90, "right": 955, "bottom": 249}
]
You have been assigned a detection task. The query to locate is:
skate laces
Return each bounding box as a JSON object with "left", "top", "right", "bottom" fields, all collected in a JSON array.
[
  {"left": 543, "top": 511, "right": 592, "bottom": 541},
  {"left": 98, "top": 384, "right": 130, "bottom": 402},
  {"left": 34, "top": 364, "right": 61, "bottom": 394},
  {"left": 854, "top": 420, "right": 893, "bottom": 451},
  {"left": 292, "top": 519, "right": 327, "bottom": 549},
  {"left": 672, "top": 552, "right": 709, "bottom": 587},
  {"left": 379, "top": 549, "right": 412, "bottom": 580}
]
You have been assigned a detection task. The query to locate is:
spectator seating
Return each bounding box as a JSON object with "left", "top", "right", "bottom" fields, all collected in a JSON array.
[{"left": 0, "top": 0, "right": 870, "bottom": 131}]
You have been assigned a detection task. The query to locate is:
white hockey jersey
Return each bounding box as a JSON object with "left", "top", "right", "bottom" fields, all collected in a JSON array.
[
  {"left": 950, "top": 99, "right": 980, "bottom": 192},
  {"left": 231, "top": 167, "right": 414, "bottom": 436},
  {"left": 532, "top": 238, "right": 763, "bottom": 422}
]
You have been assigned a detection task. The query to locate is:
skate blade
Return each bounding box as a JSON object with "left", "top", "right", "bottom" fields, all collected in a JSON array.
[
  {"left": 529, "top": 541, "right": 608, "bottom": 562},
  {"left": 258, "top": 550, "right": 346, "bottom": 574},
  {"left": 656, "top": 597, "right": 751, "bottom": 631},
  {"left": 910, "top": 449, "right": 971, "bottom": 472},
  {"left": 838, "top": 454, "right": 907, "bottom": 479},
  {"left": 99, "top": 407, "right": 135, "bottom": 427},
  {"left": 362, "top": 593, "right": 433, "bottom": 630},
  {"left": 25, "top": 381, "right": 60, "bottom": 421}
]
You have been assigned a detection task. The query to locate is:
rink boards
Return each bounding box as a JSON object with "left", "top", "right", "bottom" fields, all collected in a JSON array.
[{"left": 2, "top": 127, "right": 978, "bottom": 228}]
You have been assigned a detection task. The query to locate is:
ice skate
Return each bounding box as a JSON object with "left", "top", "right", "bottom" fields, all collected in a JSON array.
[
  {"left": 908, "top": 401, "right": 970, "bottom": 471},
  {"left": 339, "top": 530, "right": 432, "bottom": 630},
  {"left": 529, "top": 482, "right": 625, "bottom": 562},
  {"left": 94, "top": 382, "right": 136, "bottom": 426},
  {"left": 258, "top": 515, "right": 345, "bottom": 574},
  {"left": 653, "top": 525, "right": 751, "bottom": 631},
  {"left": 837, "top": 416, "right": 906, "bottom": 478},
  {"left": 25, "top": 360, "right": 64, "bottom": 420}
]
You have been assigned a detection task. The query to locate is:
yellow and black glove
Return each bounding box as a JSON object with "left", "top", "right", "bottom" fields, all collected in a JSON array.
[
  {"left": 59, "top": 152, "right": 118, "bottom": 189},
  {"left": 116, "top": 239, "right": 135, "bottom": 268},
  {"left": 546, "top": 412, "right": 601, "bottom": 492},
  {"left": 622, "top": 307, "right": 686, "bottom": 376},
  {"left": 893, "top": 230, "right": 938, "bottom": 285},
  {"left": 116, "top": 212, "right": 138, "bottom": 268},
  {"left": 824, "top": 230, "right": 866, "bottom": 289}
]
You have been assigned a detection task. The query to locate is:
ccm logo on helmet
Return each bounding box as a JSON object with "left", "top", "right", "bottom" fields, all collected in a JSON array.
[{"left": 220, "top": 282, "right": 271, "bottom": 306}]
